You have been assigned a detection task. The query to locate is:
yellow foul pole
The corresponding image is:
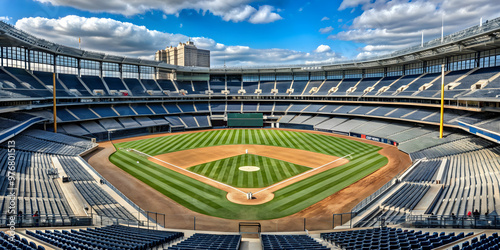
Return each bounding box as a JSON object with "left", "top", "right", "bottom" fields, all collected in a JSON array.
[
  {"left": 439, "top": 64, "right": 444, "bottom": 138},
  {"left": 53, "top": 73, "right": 57, "bottom": 133}
]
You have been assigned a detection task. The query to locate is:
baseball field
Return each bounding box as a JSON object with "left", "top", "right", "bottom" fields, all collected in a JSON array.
[{"left": 109, "top": 129, "right": 388, "bottom": 220}]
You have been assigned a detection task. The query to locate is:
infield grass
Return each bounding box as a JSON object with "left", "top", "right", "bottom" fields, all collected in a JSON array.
[
  {"left": 110, "top": 129, "right": 388, "bottom": 220},
  {"left": 188, "top": 154, "right": 311, "bottom": 188}
]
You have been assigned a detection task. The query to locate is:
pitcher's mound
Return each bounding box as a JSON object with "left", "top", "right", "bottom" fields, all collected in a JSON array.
[{"left": 239, "top": 166, "right": 260, "bottom": 172}]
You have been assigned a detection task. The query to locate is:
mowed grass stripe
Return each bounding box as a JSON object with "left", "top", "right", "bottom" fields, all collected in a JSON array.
[
  {"left": 271, "top": 154, "right": 387, "bottom": 213},
  {"left": 187, "top": 154, "right": 310, "bottom": 188},
  {"left": 117, "top": 129, "right": 375, "bottom": 157},
  {"left": 276, "top": 156, "right": 388, "bottom": 215},
  {"left": 111, "top": 129, "right": 389, "bottom": 220},
  {"left": 110, "top": 151, "right": 232, "bottom": 213}
]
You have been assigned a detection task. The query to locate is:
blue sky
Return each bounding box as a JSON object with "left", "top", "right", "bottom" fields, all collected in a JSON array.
[{"left": 1, "top": 0, "right": 499, "bottom": 66}]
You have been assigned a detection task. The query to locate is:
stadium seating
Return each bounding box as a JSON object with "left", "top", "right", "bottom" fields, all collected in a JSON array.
[
  {"left": 261, "top": 234, "right": 329, "bottom": 250},
  {"left": 58, "top": 73, "right": 93, "bottom": 96},
  {"left": 91, "top": 106, "right": 119, "bottom": 118},
  {"left": 103, "top": 77, "right": 127, "bottom": 93},
  {"left": 178, "top": 103, "right": 196, "bottom": 113},
  {"left": 0, "top": 151, "right": 74, "bottom": 217},
  {"left": 28, "top": 225, "right": 183, "bottom": 250},
  {"left": 140, "top": 79, "right": 161, "bottom": 91},
  {"left": 147, "top": 103, "right": 168, "bottom": 114},
  {"left": 0, "top": 231, "right": 43, "bottom": 250},
  {"left": 452, "top": 232, "right": 500, "bottom": 250},
  {"left": 113, "top": 105, "right": 136, "bottom": 116},
  {"left": 176, "top": 80, "right": 193, "bottom": 93},
  {"left": 382, "top": 183, "right": 430, "bottom": 211},
  {"left": 179, "top": 115, "right": 199, "bottom": 128},
  {"left": 194, "top": 102, "right": 210, "bottom": 112},
  {"left": 404, "top": 159, "right": 442, "bottom": 183},
  {"left": 156, "top": 79, "right": 177, "bottom": 92},
  {"left": 259, "top": 81, "right": 275, "bottom": 95},
  {"left": 130, "top": 103, "right": 153, "bottom": 115},
  {"left": 80, "top": 75, "right": 109, "bottom": 95},
  {"left": 165, "top": 116, "right": 185, "bottom": 127},
  {"left": 303, "top": 80, "right": 323, "bottom": 95},
  {"left": 258, "top": 102, "right": 274, "bottom": 112},
  {"left": 409, "top": 137, "right": 496, "bottom": 160},
  {"left": 226, "top": 80, "right": 241, "bottom": 94},
  {"left": 242, "top": 81, "right": 259, "bottom": 94},
  {"left": 194, "top": 115, "right": 211, "bottom": 127},
  {"left": 33, "top": 71, "right": 73, "bottom": 97},
  {"left": 290, "top": 81, "right": 308, "bottom": 95},
  {"left": 322, "top": 228, "right": 471, "bottom": 250},
  {"left": 80, "top": 121, "right": 107, "bottom": 134},
  {"left": 164, "top": 103, "right": 182, "bottom": 114},
  {"left": 4, "top": 67, "right": 48, "bottom": 90},
  {"left": 66, "top": 106, "right": 99, "bottom": 120},
  {"left": 193, "top": 80, "right": 210, "bottom": 94},
  {"left": 275, "top": 81, "right": 292, "bottom": 95},
  {"left": 123, "top": 78, "right": 148, "bottom": 96},
  {"left": 226, "top": 102, "right": 242, "bottom": 112},
  {"left": 3, "top": 18, "right": 500, "bottom": 239},
  {"left": 430, "top": 147, "right": 500, "bottom": 215},
  {"left": 168, "top": 233, "right": 241, "bottom": 250}
]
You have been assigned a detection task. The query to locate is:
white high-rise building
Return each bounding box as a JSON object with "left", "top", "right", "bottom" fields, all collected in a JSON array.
[{"left": 155, "top": 41, "right": 210, "bottom": 68}]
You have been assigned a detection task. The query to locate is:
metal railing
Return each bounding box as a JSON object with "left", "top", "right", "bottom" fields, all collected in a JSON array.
[
  {"left": 351, "top": 179, "right": 398, "bottom": 214},
  {"left": 77, "top": 156, "right": 161, "bottom": 227},
  {"left": 405, "top": 214, "right": 500, "bottom": 229},
  {"left": 0, "top": 214, "right": 92, "bottom": 228}
]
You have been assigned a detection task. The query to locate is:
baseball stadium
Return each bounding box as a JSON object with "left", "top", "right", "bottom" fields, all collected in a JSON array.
[{"left": 1, "top": 5, "right": 500, "bottom": 250}]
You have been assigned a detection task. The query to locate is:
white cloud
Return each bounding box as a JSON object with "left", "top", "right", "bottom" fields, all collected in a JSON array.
[
  {"left": 248, "top": 5, "right": 283, "bottom": 24},
  {"left": 0, "top": 16, "right": 11, "bottom": 22},
  {"left": 321, "top": 16, "right": 330, "bottom": 21},
  {"left": 179, "top": 23, "right": 183, "bottom": 28},
  {"left": 338, "top": 0, "right": 371, "bottom": 10},
  {"left": 34, "top": 0, "right": 282, "bottom": 24},
  {"left": 221, "top": 5, "right": 256, "bottom": 22},
  {"left": 15, "top": 15, "right": 340, "bottom": 66},
  {"left": 319, "top": 26, "right": 334, "bottom": 34},
  {"left": 314, "top": 45, "right": 332, "bottom": 53},
  {"left": 334, "top": 0, "right": 500, "bottom": 57}
]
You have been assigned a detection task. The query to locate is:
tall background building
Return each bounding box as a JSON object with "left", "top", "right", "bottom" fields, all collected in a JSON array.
[{"left": 156, "top": 41, "right": 210, "bottom": 67}]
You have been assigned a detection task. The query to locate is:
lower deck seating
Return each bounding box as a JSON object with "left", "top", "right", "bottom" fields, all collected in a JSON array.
[
  {"left": 0, "top": 151, "right": 74, "bottom": 217},
  {"left": 321, "top": 228, "right": 471, "bottom": 250},
  {"left": 27, "top": 225, "right": 183, "bottom": 250},
  {"left": 453, "top": 233, "right": 500, "bottom": 250},
  {"left": 73, "top": 181, "right": 136, "bottom": 220},
  {"left": 382, "top": 183, "right": 430, "bottom": 211},
  {"left": 261, "top": 234, "right": 329, "bottom": 250},
  {"left": 404, "top": 159, "right": 441, "bottom": 182},
  {"left": 57, "top": 156, "right": 94, "bottom": 181},
  {"left": 168, "top": 233, "right": 241, "bottom": 250},
  {"left": 0, "top": 231, "right": 44, "bottom": 250}
]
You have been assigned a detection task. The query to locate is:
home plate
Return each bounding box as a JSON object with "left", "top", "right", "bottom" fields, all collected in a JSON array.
[{"left": 239, "top": 166, "right": 260, "bottom": 172}]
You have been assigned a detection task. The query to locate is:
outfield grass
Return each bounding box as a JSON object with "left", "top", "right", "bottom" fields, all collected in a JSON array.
[
  {"left": 110, "top": 129, "right": 388, "bottom": 220},
  {"left": 188, "top": 154, "right": 311, "bottom": 188}
]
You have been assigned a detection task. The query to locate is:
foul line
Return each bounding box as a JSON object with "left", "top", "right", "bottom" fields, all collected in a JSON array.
[
  {"left": 129, "top": 149, "right": 247, "bottom": 195},
  {"left": 253, "top": 153, "right": 353, "bottom": 195}
]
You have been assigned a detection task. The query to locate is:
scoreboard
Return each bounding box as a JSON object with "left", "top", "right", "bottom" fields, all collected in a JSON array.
[{"left": 227, "top": 113, "right": 263, "bottom": 127}]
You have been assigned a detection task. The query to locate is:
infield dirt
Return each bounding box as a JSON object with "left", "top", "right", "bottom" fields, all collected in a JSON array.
[
  {"left": 84, "top": 128, "right": 411, "bottom": 232},
  {"left": 148, "top": 144, "right": 348, "bottom": 205}
]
